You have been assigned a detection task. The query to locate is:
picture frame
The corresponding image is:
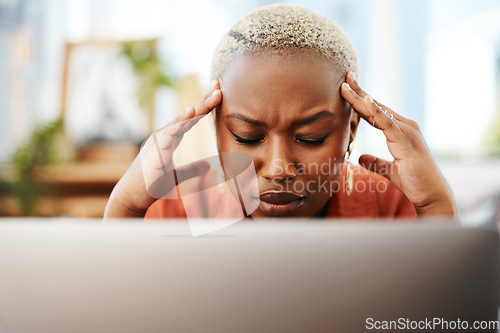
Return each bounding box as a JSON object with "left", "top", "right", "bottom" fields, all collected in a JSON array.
[{"left": 60, "top": 39, "right": 162, "bottom": 147}]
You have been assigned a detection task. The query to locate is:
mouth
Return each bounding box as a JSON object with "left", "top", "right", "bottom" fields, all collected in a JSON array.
[{"left": 257, "top": 191, "right": 305, "bottom": 216}]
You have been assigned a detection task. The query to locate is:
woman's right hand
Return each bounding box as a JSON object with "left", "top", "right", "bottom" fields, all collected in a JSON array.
[{"left": 104, "top": 80, "right": 222, "bottom": 218}]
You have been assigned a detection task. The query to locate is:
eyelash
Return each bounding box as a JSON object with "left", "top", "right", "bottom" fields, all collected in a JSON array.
[
  {"left": 235, "top": 136, "right": 263, "bottom": 145},
  {"left": 296, "top": 137, "right": 328, "bottom": 146},
  {"left": 230, "top": 130, "right": 331, "bottom": 146},
  {"left": 231, "top": 132, "right": 264, "bottom": 145}
]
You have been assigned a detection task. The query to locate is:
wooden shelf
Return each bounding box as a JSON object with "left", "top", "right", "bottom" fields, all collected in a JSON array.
[
  {"left": 2, "top": 160, "right": 134, "bottom": 218},
  {"left": 36, "top": 162, "right": 129, "bottom": 184}
]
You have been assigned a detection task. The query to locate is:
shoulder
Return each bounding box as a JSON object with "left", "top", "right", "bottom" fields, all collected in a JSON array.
[{"left": 326, "top": 163, "right": 417, "bottom": 218}]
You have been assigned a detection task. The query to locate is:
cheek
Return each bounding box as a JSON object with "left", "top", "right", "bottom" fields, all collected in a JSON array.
[
  {"left": 299, "top": 129, "right": 349, "bottom": 174},
  {"left": 216, "top": 127, "right": 237, "bottom": 152},
  {"left": 215, "top": 116, "right": 229, "bottom": 152},
  {"left": 300, "top": 148, "right": 345, "bottom": 184}
]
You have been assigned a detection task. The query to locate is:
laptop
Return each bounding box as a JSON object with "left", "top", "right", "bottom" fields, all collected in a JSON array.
[{"left": 0, "top": 218, "right": 498, "bottom": 333}]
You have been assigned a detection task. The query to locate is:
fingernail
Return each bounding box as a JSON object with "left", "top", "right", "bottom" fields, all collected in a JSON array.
[
  {"left": 211, "top": 89, "right": 219, "bottom": 97},
  {"left": 343, "top": 82, "right": 352, "bottom": 90},
  {"left": 348, "top": 72, "right": 356, "bottom": 81}
]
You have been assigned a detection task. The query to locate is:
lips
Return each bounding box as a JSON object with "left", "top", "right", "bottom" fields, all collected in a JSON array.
[
  {"left": 258, "top": 191, "right": 305, "bottom": 216},
  {"left": 260, "top": 192, "right": 303, "bottom": 204}
]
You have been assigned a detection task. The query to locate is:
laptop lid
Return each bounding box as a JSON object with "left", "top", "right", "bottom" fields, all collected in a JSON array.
[{"left": 0, "top": 219, "right": 498, "bottom": 333}]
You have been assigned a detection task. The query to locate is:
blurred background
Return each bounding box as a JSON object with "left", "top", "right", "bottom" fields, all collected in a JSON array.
[{"left": 0, "top": 0, "right": 499, "bottom": 222}]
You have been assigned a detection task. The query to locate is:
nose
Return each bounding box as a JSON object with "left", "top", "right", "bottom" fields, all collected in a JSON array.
[{"left": 260, "top": 137, "right": 297, "bottom": 181}]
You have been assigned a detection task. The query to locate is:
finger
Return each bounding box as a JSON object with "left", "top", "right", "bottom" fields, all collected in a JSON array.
[
  {"left": 341, "top": 82, "right": 387, "bottom": 127},
  {"left": 175, "top": 79, "right": 219, "bottom": 123},
  {"left": 179, "top": 89, "right": 222, "bottom": 134},
  {"left": 359, "top": 154, "right": 393, "bottom": 180},
  {"left": 139, "top": 132, "right": 176, "bottom": 174},
  {"left": 155, "top": 121, "right": 185, "bottom": 153},
  {"left": 176, "top": 105, "right": 196, "bottom": 123},
  {"left": 176, "top": 90, "right": 221, "bottom": 136},
  {"left": 362, "top": 95, "right": 405, "bottom": 142},
  {"left": 167, "top": 88, "right": 222, "bottom": 141},
  {"left": 175, "top": 160, "right": 211, "bottom": 184},
  {"left": 192, "top": 88, "right": 222, "bottom": 118},
  {"left": 195, "top": 79, "right": 220, "bottom": 113},
  {"left": 203, "top": 79, "right": 220, "bottom": 99},
  {"left": 145, "top": 83, "right": 222, "bottom": 174},
  {"left": 341, "top": 82, "right": 372, "bottom": 123},
  {"left": 342, "top": 74, "right": 421, "bottom": 135},
  {"left": 145, "top": 116, "right": 189, "bottom": 164},
  {"left": 213, "top": 79, "right": 220, "bottom": 91},
  {"left": 177, "top": 106, "right": 197, "bottom": 131},
  {"left": 345, "top": 72, "right": 407, "bottom": 123}
]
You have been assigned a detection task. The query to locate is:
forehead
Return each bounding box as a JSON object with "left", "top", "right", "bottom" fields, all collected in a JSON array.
[{"left": 219, "top": 51, "right": 346, "bottom": 121}]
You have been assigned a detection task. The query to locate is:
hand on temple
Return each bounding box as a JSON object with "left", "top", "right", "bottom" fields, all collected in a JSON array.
[{"left": 341, "top": 72, "right": 458, "bottom": 217}]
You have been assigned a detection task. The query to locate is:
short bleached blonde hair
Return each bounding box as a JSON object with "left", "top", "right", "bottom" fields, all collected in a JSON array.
[{"left": 211, "top": 3, "right": 359, "bottom": 80}]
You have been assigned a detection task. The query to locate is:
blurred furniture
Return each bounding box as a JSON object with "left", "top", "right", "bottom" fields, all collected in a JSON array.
[
  {"left": 61, "top": 39, "right": 163, "bottom": 140},
  {"left": 29, "top": 143, "right": 138, "bottom": 217},
  {"left": 0, "top": 46, "right": 208, "bottom": 217},
  {"left": 43, "top": 38, "right": 164, "bottom": 218},
  {"left": 0, "top": 143, "right": 138, "bottom": 218}
]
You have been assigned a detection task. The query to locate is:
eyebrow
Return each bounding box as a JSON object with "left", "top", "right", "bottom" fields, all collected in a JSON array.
[
  {"left": 225, "top": 113, "right": 267, "bottom": 127},
  {"left": 292, "top": 110, "right": 335, "bottom": 126},
  {"left": 225, "top": 110, "right": 335, "bottom": 127}
]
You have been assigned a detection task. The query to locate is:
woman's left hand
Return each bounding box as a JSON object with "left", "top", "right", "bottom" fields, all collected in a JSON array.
[{"left": 341, "top": 72, "right": 458, "bottom": 217}]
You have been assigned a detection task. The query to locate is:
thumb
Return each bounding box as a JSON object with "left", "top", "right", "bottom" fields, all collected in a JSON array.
[
  {"left": 175, "top": 160, "right": 211, "bottom": 184},
  {"left": 358, "top": 154, "right": 393, "bottom": 180}
]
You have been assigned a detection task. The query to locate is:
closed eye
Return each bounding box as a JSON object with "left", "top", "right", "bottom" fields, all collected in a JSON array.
[
  {"left": 229, "top": 129, "right": 263, "bottom": 145},
  {"left": 296, "top": 131, "right": 332, "bottom": 146}
]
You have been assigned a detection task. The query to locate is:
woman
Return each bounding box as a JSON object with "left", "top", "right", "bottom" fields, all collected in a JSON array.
[{"left": 104, "top": 4, "right": 458, "bottom": 219}]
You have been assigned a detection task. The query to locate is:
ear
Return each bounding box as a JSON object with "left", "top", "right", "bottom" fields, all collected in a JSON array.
[{"left": 348, "top": 107, "right": 360, "bottom": 146}]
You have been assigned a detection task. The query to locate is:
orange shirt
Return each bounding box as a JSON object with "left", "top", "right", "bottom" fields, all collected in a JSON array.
[{"left": 145, "top": 164, "right": 417, "bottom": 219}]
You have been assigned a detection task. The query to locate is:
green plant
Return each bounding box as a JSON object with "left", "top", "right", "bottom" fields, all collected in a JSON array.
[
  {"left": 121, "top": 39, "right": 175, "bottom": 110},
  {"left": 0, "top": 178, "right": 13, "bottom": 215},
  {"left": 5, "top": 118, "right": 63, "bottom": 216}
]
